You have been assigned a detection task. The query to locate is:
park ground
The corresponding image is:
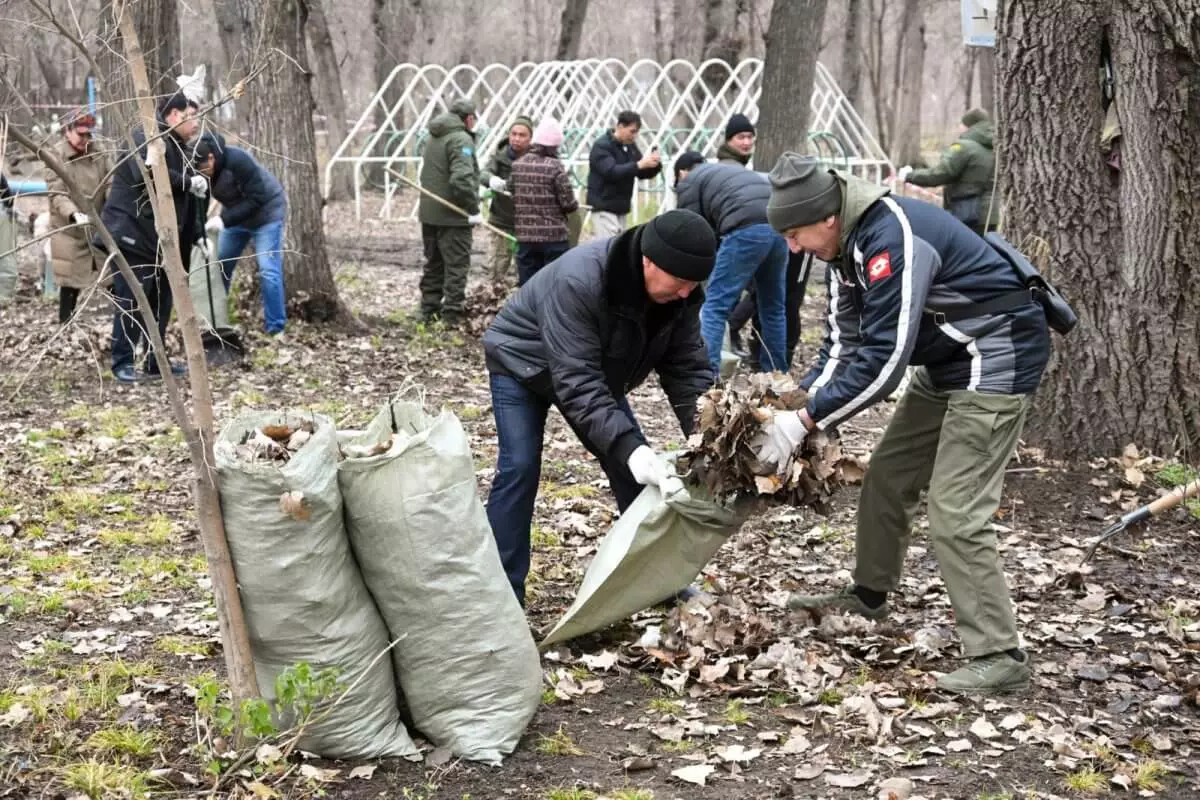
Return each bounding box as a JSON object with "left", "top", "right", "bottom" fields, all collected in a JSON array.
[{"left": 0, "top": 197, "right": 1197, "bottom": 799}]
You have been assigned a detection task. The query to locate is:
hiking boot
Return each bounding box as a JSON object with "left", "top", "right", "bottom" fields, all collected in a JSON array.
[
  {"left": 787, "top": 585, "right": 889, "bottom": 621},
  {"left": 936, "top": 651, "right": 1031, "bottom": 695}
]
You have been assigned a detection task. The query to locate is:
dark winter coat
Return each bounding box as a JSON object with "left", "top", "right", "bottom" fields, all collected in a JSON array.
[
  {"left": 906, "top": 121, "right": 999, "bottom": 231},
  {"left": 585, "top": 131, "right": 661, "bottom": 215},
  {"left": 0, "top": 174, "right": 12, "bottom": 211},
  {"left": 480, "top": 140, "right": 519, "bottom": 231},
  {"left": 99, "top": 121, "right": 203, "bottom": 265},
  {"left": 802, "top": 172, "right": 1049, "bottom": 430},
  {"left": 674, "top": 163, "right": 771, "bottom": 236},
  {"left": 484, "top": 224, "right": 712, "bottom": 465},
  {"left": 209, "top": 143, "right": 286, "bottom": 230},
  {"left": 418, "top": 112, "right": 480, "bottom": 227},
  {"left": 510, "top": 145, "right": 579, "bottom": 243}
]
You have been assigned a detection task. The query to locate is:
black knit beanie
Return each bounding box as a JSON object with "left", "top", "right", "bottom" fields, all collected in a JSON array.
[
  {"left": 673, "top": 150, "right": 706, "bottom": 187},
  {"left": 640, "top": 209, "right": 717, "bottom": 282},
  {"left": 725, "top": 113, "right": 755, "bottom": 141}
]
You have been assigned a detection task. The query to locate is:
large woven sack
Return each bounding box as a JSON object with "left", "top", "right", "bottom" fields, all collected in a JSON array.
[
  {"left": 338, "top": 401, "right": 543, "bottom": 765},
  {"left": 541, "top": 484, "right": 746, "bottom": 648},
  {"left": 215, "top": 411, "right": 420, "bottom": 760}
]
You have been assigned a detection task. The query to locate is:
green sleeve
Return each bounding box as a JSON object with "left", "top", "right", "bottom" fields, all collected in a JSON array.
[
  {"left": 446, "top": 134, "right": 481, "bottom": 214},
  {"left": 480, "top": 151, "right": 499, "bottom": 186},
  {"left": 906, "top": 142, "right": 969, "bottom": 187}
]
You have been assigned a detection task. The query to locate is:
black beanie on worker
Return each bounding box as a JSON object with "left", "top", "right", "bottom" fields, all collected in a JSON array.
[
  {"left": 640, "top": 209, "right": 716, "bottom": 283},
  {"left": 766, "top": 152, "right": 842, "bottom": 232},
  {"left": 724, "top": 113, "right": 755, "bottom": 141},
  {"left": 673, "top": 150, "right": 706, "bottom": 187}
]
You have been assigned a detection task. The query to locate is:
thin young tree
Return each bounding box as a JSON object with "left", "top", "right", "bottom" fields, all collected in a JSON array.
[
  {"left": 890, "top": 0, "right": 925, "bottom": 166},
  {"left": 998, "top": 0, "right": 1200, "bottom": 457},
  {"left": 306, "top": 0, "right": 354, "bottom": 201},
  {"left": 556, "top": 0, "right": 590, "bottom": 60}
]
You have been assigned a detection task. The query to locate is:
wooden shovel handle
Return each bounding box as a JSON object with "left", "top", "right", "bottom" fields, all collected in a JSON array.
[{"left": 1147, "top": 479, "right": 1200, "bottom": 515}]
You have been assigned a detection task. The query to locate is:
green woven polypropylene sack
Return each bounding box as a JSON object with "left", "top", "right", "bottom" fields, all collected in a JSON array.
[
  {"left": 338, "top": 402, "right": 543, "bottom": 765},
  {"left": 215, "top": 411, "right": 420, "bottom": 760}
]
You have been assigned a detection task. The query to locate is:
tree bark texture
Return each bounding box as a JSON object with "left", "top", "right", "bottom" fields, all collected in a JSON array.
[
  {"left": 240, "top": 0, "right": 351, "bottom": 325},
  {"left": 890, "top": 0, "right": 924, "bottom": 166},
  {"left": 305, "top": 0, "right": 353, "bottom": 200},
  {"left": 839, "top": 0, "right": 863, "bottom": 105},
  {"left": 756, "top": 0, "right": 829, "bottom": 169},
  {"left": 977, "top": 45, "right": 995, "bottom": 114},
  {"left": 556, "top": 0, "right": 590, "bottom": 60},
  {"left": 961, "top": 46, "right": 977, "bottom": 113},
  {"left": 213, "top": 0, "right": 253, "bottom": 131},
  {"left": 999, "top": 0, "right": 1200, "bottom": 458},
  {"left": 99, "top": 0, "right": 181, "bottom": 139}
]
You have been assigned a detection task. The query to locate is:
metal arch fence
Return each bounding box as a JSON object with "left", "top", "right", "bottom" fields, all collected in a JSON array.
[{"left": 326, "top": 58, "right": 894, "bottom": 221}]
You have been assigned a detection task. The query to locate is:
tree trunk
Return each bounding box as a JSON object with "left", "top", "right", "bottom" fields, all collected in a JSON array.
[
  {"left": 241, "top": 0, "right": 354, "bottom": 326},
  {"left": 840, "top": 0, "right": 863, "bottom": 105},
  {"left": 999, "top": 0, "right": 1200, "bottom": 458},
  {"left": 961, "top": 46, "right": 978, "bottom": 113},
  {"left": 977, "top": 45, "right": 996, "bottom": 115},
  {"left": 305, "top": 0, "right": 353, "bottom": 201},
  {"left": 555, "top": 0, "right": 589, "bottom": 60},
  {"left": 863, "top": 0, "right": 890, "bottom": 153},
  {"left": 213, "top": 0, "right": 251, "bottom": 131},
  {"left": 890, "top": 0, "right": 924, "bottom": 165},
  {"left": 98, "top": 0, "right": 180, "bottom": 138},
  {"left": 756, "top": 0, "right": 829, "bottom": 169},
  {"left": 34, "top": 42, "right": 67, "bottom": 105},
  {"left": 672, "top": 0, "right": 698, "bottom": 60}
]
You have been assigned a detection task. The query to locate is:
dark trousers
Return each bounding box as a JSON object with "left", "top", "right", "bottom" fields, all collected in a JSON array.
[
  {"left": 729, "top": 249, "right": 812, "bottom": 370},
  {"left": 110, "top": 255, "right": 173, "bottom": 373},
  {"left": 516, "top": 240, "right": 569, "bottom": 286},
  {"left": 485, "top": 372, "right": 644, "bottom": 604},
  {"left": 419, "top": 223, "right": 473, "bottom": 321},
  {"left": 59, "top": 287, "right": 81, "bottom": 324}
]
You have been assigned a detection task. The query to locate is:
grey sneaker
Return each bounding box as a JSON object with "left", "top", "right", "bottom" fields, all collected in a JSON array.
[
  {"left": 787, "top": 585, "right": 889, "bottom": 621},
  {"left": 936, "top": 652, "right": 1031, "bottom": 695}
]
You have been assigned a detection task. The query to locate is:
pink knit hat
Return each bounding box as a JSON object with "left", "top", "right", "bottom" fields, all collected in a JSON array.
[{"left": 532, "top": 117, "right": 565, "bottom": 148}]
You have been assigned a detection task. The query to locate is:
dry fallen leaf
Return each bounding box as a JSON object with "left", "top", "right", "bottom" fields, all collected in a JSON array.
[
  {"left": 278, "top": 490, "right": 311, "bottom": 522},
  {"left": 969, "top": 716, "right": 1000, "bottom": 740},
  {"left": 348, "top": 764, "right": 377, "bottom": 780},
  {"left": 714, "top": 744, "right": 761, "bottom": 763},
  {"left": 298, "top": 764, "right": 340, "bottom": 782},
  {"left": 825, "top": 769, "right": 873, "bottom": 788},
  {"left": 581, "top": 650, "right": 618, "bottom": 672},
  {"left": 671, "top": 763, "right": 716, "bottom": 786}
]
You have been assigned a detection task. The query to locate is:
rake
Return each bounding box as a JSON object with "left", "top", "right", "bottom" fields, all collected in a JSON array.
[{"left": 1080, "top": 478, "right": 1200, "bottom": 564}]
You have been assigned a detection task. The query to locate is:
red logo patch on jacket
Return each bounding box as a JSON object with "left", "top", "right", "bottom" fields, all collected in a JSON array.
[{"left": 867, "top": 252, "right": 893, "bottom": 284}]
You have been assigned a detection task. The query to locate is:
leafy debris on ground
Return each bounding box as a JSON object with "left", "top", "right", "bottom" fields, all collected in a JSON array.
[{"left": 462, "top": 281, "right": 513, "bottom": 337}]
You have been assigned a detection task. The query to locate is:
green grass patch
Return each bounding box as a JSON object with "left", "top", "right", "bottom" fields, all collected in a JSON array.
[
  {"left": 85, "top": 726, "right": 161, "bottom": 759},
  {"left": 537, "top": 726, "right": 585, "bottom": 756}
]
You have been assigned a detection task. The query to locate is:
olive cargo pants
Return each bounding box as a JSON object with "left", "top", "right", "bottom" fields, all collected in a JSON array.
[
  {"left": 488, "top": 229, "right": 515, "bottom": 283},
  {"left": 854, "top": 367, "right": 1029, "bottom": 657},
  {"left": 419, "top": 224, "right": 474, "bottom": 321}
]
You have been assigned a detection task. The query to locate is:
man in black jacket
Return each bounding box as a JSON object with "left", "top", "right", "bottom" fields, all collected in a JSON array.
[
  {"left": 193, "top": 133, "right": 288, "bottom": 334},
  {"left": 674, "top": 153, "right": 790, "bottom": 375},
  {"left": 483, "top": 209, "right": 717, "bottom": 604},
  {"left": 100, "top": 91, "right": 207, "bottom": 383},
  {"left": 585, "top": 111, "right": 661, "bottom": 239}
]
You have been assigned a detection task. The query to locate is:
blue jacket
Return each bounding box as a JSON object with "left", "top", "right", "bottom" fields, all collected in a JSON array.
[
  {"left": 803, "top": 185, "right": 1050, "bottom": 430},
  {"left": 211, "top": 146, "right": 286, "bottom": 230}
]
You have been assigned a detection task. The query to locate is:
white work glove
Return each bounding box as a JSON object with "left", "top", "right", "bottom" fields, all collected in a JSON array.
[
  {"left": 627, "top": 445, "right": 684, "bottom": 496},
  {"left": 896, "top": 165, "right": 913, "bottom": 183},
  {"left": 205, "top": 216, "right": 225, "bottom": 235},
  {"left": 71, "top": 212, "right": 89, "bottom": 226},
  {"left": 488, "top": 175, "right": 507, "bottom": 193},
  {"left": 751, "top": 410, "right": 810, "bottom": 476},
  {"left": 188, "top": 174, "right": 209, "bottom": 198},
  {"left": 467, "top": 213, "right": 483, "bottom": 226}
]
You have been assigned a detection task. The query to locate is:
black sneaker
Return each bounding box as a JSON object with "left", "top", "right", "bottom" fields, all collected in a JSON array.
[
  {"left": 144, "top": 361, "right": 187, "bottom": 379},
  {"left": 112, "top": 364, "right": 140, "bottom": 384}
]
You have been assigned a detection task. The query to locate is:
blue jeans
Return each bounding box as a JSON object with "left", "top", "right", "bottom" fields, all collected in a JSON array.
[
  {"left": 217, "top": 220, "right": 286, "bottom": 333},
  {"left": 699, "top": 223, "right": 789, "bottom": 374},
  {"left": 516, "top": 240, "right": 569, "bottom": 286},
  {"left": 485, "top": 373, "right": 644, "bottom": 604}
]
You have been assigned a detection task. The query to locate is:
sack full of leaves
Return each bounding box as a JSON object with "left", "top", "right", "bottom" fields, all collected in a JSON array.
[
  {"left": 337, "top": 401, "right": 543, "bottom": 765},
  {"left": 214, "top": 412, "right": 420, "bottom": 760},
  {"left": 541, "top": 477, "right": 750, "bottom": 648},
  {"left": 675, "top": 372, "right": 865, "bottom": 508}
]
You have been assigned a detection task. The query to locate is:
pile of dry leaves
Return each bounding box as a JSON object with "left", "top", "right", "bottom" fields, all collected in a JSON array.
[
  {"left": 227, "top": 420, "right": 314, "bottom": 463},
  {"left": 462, "top": 282, "right": 513, "bottom": 337},
  {"left": 677, "top": 373, "right": 865, "bottom": 507}
]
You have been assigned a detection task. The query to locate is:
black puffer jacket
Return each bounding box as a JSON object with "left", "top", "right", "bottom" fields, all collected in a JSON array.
[
  {"left": 674, "top": 163, "right": 771, "bottom": 236},
  {"left": 585, "top": 131, "right": 661, "bottom": 215},
  {"left": 99, "top": 121, "right": 202, "bottom": 264},
  {"left": 484, "top": 225, "right": 713, "bottom": 464},
  {"left": 207, "top": 137, "right": 286, "bottom": 230}
]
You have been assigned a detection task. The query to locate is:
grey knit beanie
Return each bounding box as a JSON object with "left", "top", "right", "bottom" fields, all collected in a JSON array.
[
  {"left": 765, "top": 153, "right": 842, "bottom": 232},
  {"left": 962, "top": 107, "right": 989, "bottom": 127}
]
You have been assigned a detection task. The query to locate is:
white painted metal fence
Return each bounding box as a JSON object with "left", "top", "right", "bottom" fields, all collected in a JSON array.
[{"left": 326, "top": 58, "right": 893, "bottom": 221}]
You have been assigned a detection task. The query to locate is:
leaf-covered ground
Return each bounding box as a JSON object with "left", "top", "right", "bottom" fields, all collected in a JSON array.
[{"left": 0, "top": 199, "right": 1197, "bottom": 799}]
